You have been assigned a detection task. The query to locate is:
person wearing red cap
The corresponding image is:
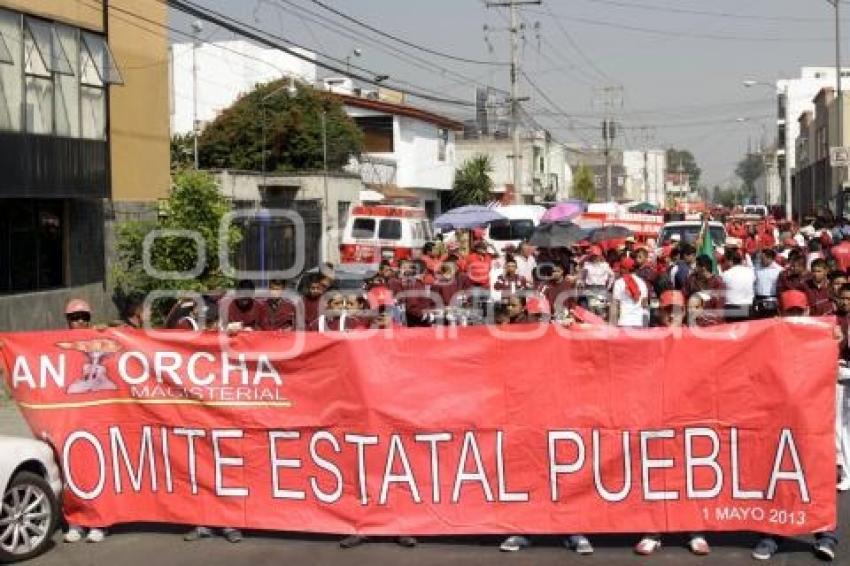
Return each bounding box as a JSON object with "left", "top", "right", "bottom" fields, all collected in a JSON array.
[
  {"left": 779, "top": 290, "right": 809, "bottom": 316},
  {"left": 464, "top": 240, "right": 494, "bottom": 289},
  {"left": 65, "top": 299, "right": 92, "bottom": 329},
  {"left": 657, "top": 290, "right": 686, "bottom": 327}
]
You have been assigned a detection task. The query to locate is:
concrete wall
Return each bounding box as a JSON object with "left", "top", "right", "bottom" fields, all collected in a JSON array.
[
  {"left": 170, "top": 41, "right": 317, "bottom": 135},
  {"left": 0, "top": 282, "right": 112, "bottom": 331},
  {"left": 395, "top": 116, "right": 455, "bottom": 191},
  {"left": 213, "top": 170, "right": 364, "bottom": 264}
]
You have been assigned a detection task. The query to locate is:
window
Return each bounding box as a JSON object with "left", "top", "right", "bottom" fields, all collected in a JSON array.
[
  {"left": 351, "top": 218, "right": 375, "bottom": 238},
  {"left": 0, "top": 10, "right": 22, "bottom": 131},
  {"left": 378, "top": 219, "right": 402, "bottom": 240},
  {"left": 0, "top": 200, "right": 65, "bottom": 292},
  {"left": 54, "top": 25, "right": 79, "bottom": 137},
  {"left": 337, "top": 201, "right": 350, "bottom": 230},
  {"left": 354, "top": 116, "right": 394, "bottom": 153},
  {"left": 24, "top": 19, "right": 52, "bottom": 134},
  {"left": 80, "top": 31, "right": 123, "bottom": 85},
  {"left": 488, "top": 219, "right": 535, "bottom": 241}
]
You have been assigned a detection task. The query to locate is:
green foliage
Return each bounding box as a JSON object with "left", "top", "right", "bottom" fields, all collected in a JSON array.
[
  {"left": 666, "top": 148, "right": 702, "bottom": 188},
  {"left": 735, "top": 153, "right": 765, "bottom": 194},
  {"left": 198, "top": 80, "right": 363, "bottom": 172},
  {"left": 450, "top": 154, "right": 494, "bottom": 207},
  {"left": 112, "top": 170, "right": 242, "bottom": 320},
  {"left": 571, "top": 164, "right": 597, "bottom": 203},
  {"left": 170, "top": 133, "right": 194, "bottom": 170}
]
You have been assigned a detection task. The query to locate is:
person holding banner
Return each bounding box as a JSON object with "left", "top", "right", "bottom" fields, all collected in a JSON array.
[
  {"left": 683, "top": 255, "right": 725, "bottom": 327},
  {"left": 62, "top": 298, "right": 109, "bottom": 544},
  {"left": 750, "top": 290, "right": 840, "bottom": 561}
]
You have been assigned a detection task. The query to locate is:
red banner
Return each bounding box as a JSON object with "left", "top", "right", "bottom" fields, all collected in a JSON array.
[{"left": 0, "top": 320, "right": 838, "bottom": 536}]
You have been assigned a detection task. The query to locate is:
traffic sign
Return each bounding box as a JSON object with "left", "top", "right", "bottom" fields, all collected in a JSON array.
[{"left": 830, "top": 146, "right": 850, "bottom": 167}]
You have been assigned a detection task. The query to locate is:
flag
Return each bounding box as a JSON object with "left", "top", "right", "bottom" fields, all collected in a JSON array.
[{"left": 697, "top": 215, "right": 717, "bottom": 273}]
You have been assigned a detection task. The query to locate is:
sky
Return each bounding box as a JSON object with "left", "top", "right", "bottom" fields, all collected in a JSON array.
[{"left": 168, "top": 0, "right": 850, "bottom": 189}]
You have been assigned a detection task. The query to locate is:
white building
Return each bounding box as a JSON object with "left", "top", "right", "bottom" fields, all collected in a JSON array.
[
  {"left": 329, "top": 86, "right": 463, "bottom": 218},
  {"left": 776, "top": 67, "right": 850, "bottom": 204},
  {"left": 455, "top": 132, "right": 569, "bottom": 204},
  {"left": 170, "top": 40, "right": 317, "bottom": 135},
  {"left": 622, "top": 149, "right": 666, "bottom": 205}
]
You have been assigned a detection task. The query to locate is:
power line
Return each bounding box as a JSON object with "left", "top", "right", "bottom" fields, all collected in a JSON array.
[
  {"left": 307, "top": 0, "right": 508, "bottom": 66},
  {"left": 163, "top": 0, "right": 475, "bottom": 107},
  {"left": 574, "top": 0, "right": 846, "bottom": 24},
  {"left": 540, "top": 3, "right": 611, "bottom": 83},
  {"left": 268, "top": 0, "right": 508, "bottom": 98}
]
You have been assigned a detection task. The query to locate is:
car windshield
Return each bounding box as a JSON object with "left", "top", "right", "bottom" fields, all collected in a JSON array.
[
  {"left": 488, "top": 219, "right": 535, "bottom": 241},
  {"left": 659, "top": 225, "right": 726, "bottom": 245}
]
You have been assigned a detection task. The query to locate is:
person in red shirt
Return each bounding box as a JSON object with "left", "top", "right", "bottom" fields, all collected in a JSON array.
[
  {"left": 465, "top": 240, "right": 494, "bottom": 288},
  {"left": 264, "top": 279, "right": 295, "bottom": 330},
  {"left": 804, "top": 259, "right": 835, "bottom": 316},
  {"left": 684, "top": 254, "right": 726, "bottom": 326},
  {"left": 777, "top": 252, "right": 808, "bottom": 295},
  {"left": 421, "top": 242, "right": 443, "bottom": 276},
  {"left": 432, "top": 261, "right": 469, "bottom": 309},
  {"left": 832, "top": 233, "right": 850, "bottom": 272},
  {"left": 226, "top": 279, "right": 269, "bottom": 330},
  {"left": 494, "top": 256, "right": 530, "bottom": 298},
  {"left": 299, "top": 276, "right": 325, "bottom": 330}
]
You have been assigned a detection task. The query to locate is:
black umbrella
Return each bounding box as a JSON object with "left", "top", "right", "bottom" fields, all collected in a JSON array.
[
  {"left": 529, "top": 221, "right": 588, "bottom": 248},
  {"left": 588, "top": 225, "right": 633, "bottom": 243}
]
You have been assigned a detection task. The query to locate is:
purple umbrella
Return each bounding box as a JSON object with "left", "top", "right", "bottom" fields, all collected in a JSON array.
[{"left": 541, "top": 200, "right": 587, "bottom": 223}]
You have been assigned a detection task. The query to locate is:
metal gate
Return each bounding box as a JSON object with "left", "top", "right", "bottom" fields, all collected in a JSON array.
[{"left": 233, "top": 199, "right": 322, "bottom": 280}]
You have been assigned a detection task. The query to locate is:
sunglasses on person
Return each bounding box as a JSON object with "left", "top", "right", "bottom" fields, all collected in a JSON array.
[{"left": 66, "top": 312, "right": 91, "bottom": 323}]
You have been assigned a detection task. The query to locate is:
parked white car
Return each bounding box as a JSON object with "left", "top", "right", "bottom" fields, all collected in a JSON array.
[{"left": 0, "top": 436, "right": 62, "bottom": 563}]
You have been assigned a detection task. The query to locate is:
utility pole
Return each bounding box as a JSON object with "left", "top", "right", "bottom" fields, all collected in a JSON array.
[
  {"left": 487, "top": 0, "right": 541, "bottom": 200},
  {"left": 191, "top": 20, "right": 203, "bottom": 169},
  {"left": 594, "top": 86, "right": 623, "bottom": 202}
]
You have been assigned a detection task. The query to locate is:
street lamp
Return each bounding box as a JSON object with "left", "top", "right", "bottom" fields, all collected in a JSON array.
[
  {"left": 191, "top": 20, "right": 203, "bottom": 169},
  {"left": 346, "top": 48, "right": 362, "bottom": 77},
  {"left": 825, "top": 0, "right": 845, "bottom": 209}
]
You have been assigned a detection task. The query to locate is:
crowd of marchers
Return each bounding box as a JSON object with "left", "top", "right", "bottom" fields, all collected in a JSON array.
[{"left": 54, "top": 217, "right": 850, "bottom": 561}]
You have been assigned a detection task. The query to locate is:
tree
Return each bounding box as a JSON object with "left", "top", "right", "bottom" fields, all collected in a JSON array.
[
  {"left": 198, "top": 79, "right": 363, "bottom": 172},
  {"left": 112, "top": 170, "right": 242, "bottom": 321},
  {"left": 170, "top": 133, "right": 194, "bottom": 170},
  {"left": 735, "top": 153, "right": 765, "bottom": 199},
  {"left": 571, "top": 164, "right": 597, "bottom": 203},
  {"left": 666, "top": 148, "right": 702, "bottom": 189},
  {"left": 450, "top": 154, "right": 494, "bottom": 206}
]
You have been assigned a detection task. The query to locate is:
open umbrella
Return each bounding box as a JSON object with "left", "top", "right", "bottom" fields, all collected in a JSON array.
[
  {"left": 434, "top": 205, "right": 506, "bottom": 230},
  {"left": 542, "top": 200, "right": 587, "bottom": 223},
  {"left": 588, "top": 225, "right": 633, "bottom": 243},
  {"left": 529, "top": 221, "right": 588, "bottom": 248}
]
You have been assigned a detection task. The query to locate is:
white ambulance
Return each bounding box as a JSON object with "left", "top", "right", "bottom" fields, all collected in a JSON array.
[{"left": 339, "top": 204, "right": 433, "bottom": 265}]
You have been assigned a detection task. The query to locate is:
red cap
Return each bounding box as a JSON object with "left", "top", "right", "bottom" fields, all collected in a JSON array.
[
  {"left": 65, "top": 299, "right": 92, "bottom": 315},
  {"left": 780, "top": 290, "right": 808, "bottom": 311},
  {"left": 659, "top": 290, "right": 686, "bottom": 308},
  {"left": 367, "top": 286, "right": 395, "bottom": 309}
]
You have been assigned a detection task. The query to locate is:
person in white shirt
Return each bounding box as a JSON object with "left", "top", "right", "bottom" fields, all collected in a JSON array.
[
  {"left": 514, "top": 242, "right": 538, "bottom": 282},
  {"left": 580, "top": 246, "right": 614, "bottom": 289},
  {"left": 754, "top": 248, "right": 782, "bottom": 298},
  {"left": 611, "top": 271, "right": 649, "bottom": 328},
  {"left": 720, "top": 249, "right": 755, "bottom": 321}
]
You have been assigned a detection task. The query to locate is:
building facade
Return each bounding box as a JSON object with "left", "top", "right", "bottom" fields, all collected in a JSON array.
[
  {"left": 333, "top": 88, "right": 463, "bottom": 218},
  {"left": 0, "top": 0, "right": 170, "bottom": 329},
  {"left": 170, "top": 40, "right": 316, "bottom": 135},
  {"left": 622, "top": 149, "right": 666, "bottom": 205},
  {"left": 456, "top": 131, "right": 569, "bottom": 204},
  {"left": 793, "top": 87, "right": 850, "bottom": 218}
]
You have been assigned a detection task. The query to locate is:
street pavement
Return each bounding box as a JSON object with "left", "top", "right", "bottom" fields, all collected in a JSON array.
[{"left": 0, "top": 397, "right": 848, "bottom": 566}]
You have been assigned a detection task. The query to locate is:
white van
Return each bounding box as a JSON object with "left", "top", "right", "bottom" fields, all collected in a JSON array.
[
  {"left": 484, "top": 205, "right": 547, "bottom": 253},
  {"left": 339, "top": 204, "right": 432, "bottom": 265}
]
